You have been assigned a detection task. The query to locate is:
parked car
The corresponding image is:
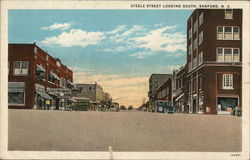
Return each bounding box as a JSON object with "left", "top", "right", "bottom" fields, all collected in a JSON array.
[
  {"left": 120, "top": 105, "right": 126, "bottom": 110},
  {"left": 231, "top": 106, "right": 242, "bottom": 116},
  {"left": 70, "top": 101, "right": 91, "bottom": 111},
  {"left": 128, "top": 105, "right": 133, "bottom": 110},
  {"left": 156, "top": 100, "right": 174, "bottom": 114}
]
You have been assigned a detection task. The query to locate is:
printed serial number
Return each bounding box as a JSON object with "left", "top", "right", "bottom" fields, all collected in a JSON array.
[{"left": 230, "top": 154, "right": 241, "bottom": 157}]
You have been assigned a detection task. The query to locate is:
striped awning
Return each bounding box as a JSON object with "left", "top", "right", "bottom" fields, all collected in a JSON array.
[
  {"left": 36, "top": 90, "right": 53, "bottom": 99},
  {"left": 50, "top": 72, "right": 60, "bottom": 80},
  {"left": 36, "top": 64, "right": 45, "bottom": 72}
]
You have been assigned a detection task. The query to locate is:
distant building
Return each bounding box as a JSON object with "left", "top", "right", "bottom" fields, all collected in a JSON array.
[
  {"left": 172, "top": 65, "right": 187, "bottom": 113},
  {"left": 155, "top": 77, "right": 172, "bottom": 102},
  {"left": 8, "top": 43, "right": 74, "bottom": 110},
  {"left": 148, "top": 74, "right": 172, "bottom": 111},
  {"left": 73, "top": 83, "right": 111, "bottom": 104},
  {"left": 186, "top": 9, "right": 242, "bottom": 114}
]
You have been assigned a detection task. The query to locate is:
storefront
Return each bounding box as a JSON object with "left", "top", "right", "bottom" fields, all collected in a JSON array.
[
  {"left": 47, "top": 88, "right": 71, "bottom": 110},
  {"left": 174, "top": 93, "right": 185, "bottom": 112},
  {"left": 35, "top": 83, "right": 52, "bottom": 110},
  {"left": 8, "top": 82, "right": 25, "bottom": 107},
  {"left": 217, "top": 97, "right": 238, "bottom": 114}
]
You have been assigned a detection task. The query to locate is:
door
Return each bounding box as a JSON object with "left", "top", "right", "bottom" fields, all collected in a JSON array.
[{"left": 193, "top": 99, "right": 197, "bottom": 113}]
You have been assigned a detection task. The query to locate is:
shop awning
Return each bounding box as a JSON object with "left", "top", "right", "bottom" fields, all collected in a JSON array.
[
  {"left": 67, "top": 80, "right": 74, "bottom": 86},
  {"left": 175, "top": 93, "right": 185, "bottom": 102},
  {"left": 36, "top": 90, "right": 53, "bottom": 99},
  {"left": 50, "top": 72, "right": 60, "bottom": 80},
  {"left": 36, "top": 64, "right": 45, "bottom": 72}
]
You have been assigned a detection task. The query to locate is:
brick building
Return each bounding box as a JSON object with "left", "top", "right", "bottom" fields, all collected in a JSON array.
[
  {"left": 73, "top": 83, "right": 112, "bottom": 104},
  {"left": 148, "top": 74, "right": 172, "bottom": 111},
  {"left": 8, "top": 43, "right": 74, "bottom": 110},
  {"left": 172, "top": 65, "right": 187, "bottom": 113},
  {"left": 186, "top": 9, "right": 242, "bottom": 114},
  {"left": 155, "top": 77, "right": 172, "bottom": 102}
]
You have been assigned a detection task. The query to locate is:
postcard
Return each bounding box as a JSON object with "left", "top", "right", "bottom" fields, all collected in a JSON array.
[{"left": 0, "top": 0, "right": 249, "bottom": 159}]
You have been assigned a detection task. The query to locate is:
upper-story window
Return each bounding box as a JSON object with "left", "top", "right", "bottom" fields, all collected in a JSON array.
[
  {"left": 193, "top": 20, "right": 198, "bottom": 33},
  {"left": 198, "top": 31, "right": 203, "bottom": 45},
  {"left": 36, "top": 64, "right": 45, "bottom": 81},
  {"left": 188, "top": 28, "right": 192, "bottom": 39},
  {"left": 188, "top": 62, "right": 192, "bottom": 72},
  {"left": 193, "top": 79, "right": 197, "bottom": 93},
  {"left": 193, "top": 38, "right": 198, "bottom": 50},
  {"left": 217, "top": 48, "right": 240, "bottom": 62},
  {"left": 223, "top": 74, "right": 233, "bottom": 89},
  {"left": 188, "top": 82, "right": 191, "bottom": 94},
  {"left": 199, "top": 77, "right": 202, "bottom": 90},
  {"left": 225, "top": 9, "right": 233, "bottom": 19},
  {"left": 14, "top": 61, "right": 29, "bottom": 75},
  {"left": 48, "top": 71, "right": 59, "bottom": 83},
  {"left": 192, "top": 57, "right": 197, "bottom": 69},
  {"left": 34, "top": 47, "right": 37, "bottom": 54},
  {"left": 198, "top": 52, "right": 203, "bottom": 65},
  {"left": 217, "top": 26, "right": 240, "bottom": 40},
  {"left": 199, "top": 12, "right": 203, "bottom": 26},
  {"left": 188, "top": 44, "right": 192, "bottom": 55}
]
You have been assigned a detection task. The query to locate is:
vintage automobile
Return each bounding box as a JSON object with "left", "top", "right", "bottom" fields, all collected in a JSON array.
[
  {"left": 155, "top": 100, "right": 174, "bottom": 114},
  {"left": 230, "top": 106, "right": 242, "bottom": 116}
]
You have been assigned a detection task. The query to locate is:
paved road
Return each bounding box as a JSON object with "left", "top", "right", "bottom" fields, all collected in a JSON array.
[{"left": 8, "top": 109, "right": 241, "bottom": 152}]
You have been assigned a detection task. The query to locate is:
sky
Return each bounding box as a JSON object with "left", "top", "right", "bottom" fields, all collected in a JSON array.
[{"left": 9, "top": 9, "right": 193, "bottom": 107}]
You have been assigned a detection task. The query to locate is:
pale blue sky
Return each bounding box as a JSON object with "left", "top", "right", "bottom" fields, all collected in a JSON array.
[{"left": 9, "top": 9, "right": 193, "bottom": 106}]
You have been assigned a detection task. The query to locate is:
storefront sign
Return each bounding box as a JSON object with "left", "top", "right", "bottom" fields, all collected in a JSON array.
[
  {"left": 8, "top": 88, "right": 24, "bottom": 92},
  {"left": 47, "top": 88, "right": 71, "bottom": 95},
  {"left": 35, "top": 83, "right": 45, "bottom": 92}
]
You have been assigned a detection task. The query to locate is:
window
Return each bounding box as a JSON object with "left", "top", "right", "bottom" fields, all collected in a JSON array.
[
  {"left": 189, "top": 28, "right": 192, "bottom": 39},
  {"left": 188, "top": 44, "right": 192, "bottom": 55},
  {"left": 193, "top": 20, "right": 198, "bottom": 33},
  {"left": 193, "top": 57, "right": 197, "bottom": 69},
  {"left": 223, "top": 74, "right": 233, "bottom": 89},
  {"left": 217, "top": 26, "right": 240, "bottom": 40},
  {"left": 188, "top": 82, "right": 191, "bottom": 94},
  {"left": 8, "top": 82, "right": 25, "bottom": 106},
  {"left": 199, "top": 77, "right": 202, "bottom": 90},
  {"left": 14, "top": 61, "right": 29, "bottom": 75},
  {"left": 193, "top": 38, "right": 198, "bottom": 50},
  {"left": 48, "top": 72, "right": 59, "bottom": 83},
  {"left": 198, "top": 52, "right": 203, "bottom": 65},
  {"left": 166, "top": 87, "right": 169, "bottom": 95},
  {"left": 198, "top": 31, "right": 203, "bottom": 45},
  {"left": 188, "top": 62, "right": 192, "bottom": 72},
  {"left": 225, "top": 9, "right": 233, "bottom": 19},
  {"left": 193, "top": 79, "right": 197, "bottom": 93},
  {"left": 217, "top": 48, "right": 240, "bottom": 62},
  {"left": 60, "top": 78, "right": 67, "bottom": 88},
  {"left": 199, "top": 12, "right": 203, "bottom": 26},
  {"left": 34, "top": 47, "right": 37, "bottom": 54}
]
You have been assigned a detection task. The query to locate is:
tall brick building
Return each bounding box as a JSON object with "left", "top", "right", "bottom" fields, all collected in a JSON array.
[
  {"left": 186, "top": 9, "right": 242, "bottom": 114},
  {"left": 8, "top": 43, "right": 74, "bottom": 110}
]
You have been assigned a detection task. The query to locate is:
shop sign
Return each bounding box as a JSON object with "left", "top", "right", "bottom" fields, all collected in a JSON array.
[
  {"left": 47, "top": 88, "right": 71, "bottom": 95},
  {"left": 35, "top": 83, "right": 45, "bottom": 92}
]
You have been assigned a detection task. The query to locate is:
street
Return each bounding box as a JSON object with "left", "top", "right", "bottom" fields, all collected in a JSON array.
[{"left": 8, "top": 109, "right": 241, "bottom": 152}]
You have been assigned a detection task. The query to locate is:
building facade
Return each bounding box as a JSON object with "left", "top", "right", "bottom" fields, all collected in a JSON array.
[
  {"left": 155, "top": 77, "right": 172, "bottom": 102},
  {"left": 8, "top": 43, "right": 74, "bottom": 110},
  {"left": 73, "top": 83, "right": 112, "bottom": 104},
  {"left": 172, "top": 65, "right": 187, "bottom": 113},
  {"left": 148, "top": 74, "right": 172, "bottom": 111},
  {"left": 186, "top": 9, "right": 242, "bottom": 114}
]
